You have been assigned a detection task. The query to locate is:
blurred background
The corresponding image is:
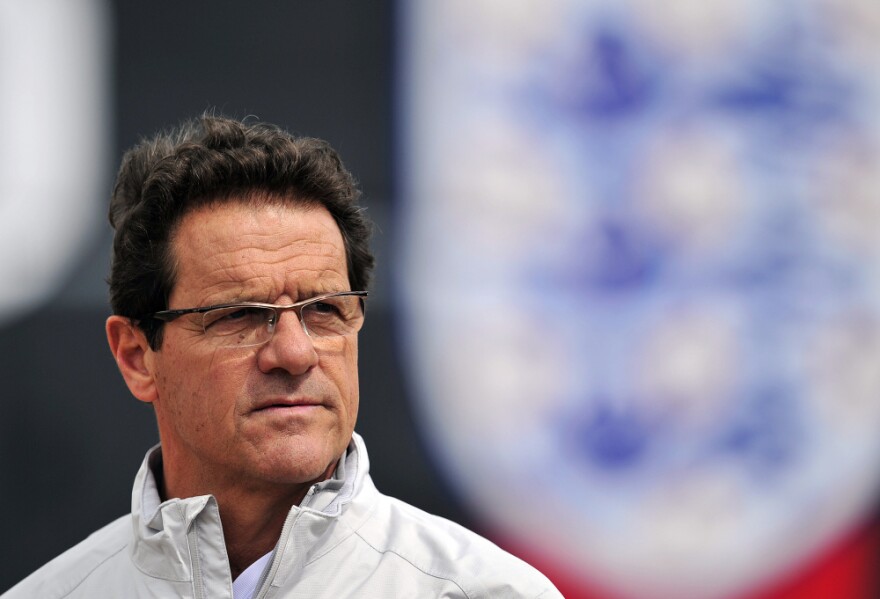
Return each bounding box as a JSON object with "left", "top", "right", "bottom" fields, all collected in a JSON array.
[{"left": 1, "top": 1, "right": 879, "bottom": 597}]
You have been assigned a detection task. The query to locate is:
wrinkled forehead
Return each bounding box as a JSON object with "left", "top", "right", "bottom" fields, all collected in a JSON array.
[{"left": 167, "top": 199, "right": 349, "bottom": 304}]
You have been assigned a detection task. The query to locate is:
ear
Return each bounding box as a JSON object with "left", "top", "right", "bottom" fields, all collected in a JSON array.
[{"left": 106, "top": 315, "right": 159, "bottom": 404}]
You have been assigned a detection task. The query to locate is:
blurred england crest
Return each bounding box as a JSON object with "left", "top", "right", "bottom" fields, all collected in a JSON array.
[{"left": 398, "top": 1, "right": 880, "bottom": 598}]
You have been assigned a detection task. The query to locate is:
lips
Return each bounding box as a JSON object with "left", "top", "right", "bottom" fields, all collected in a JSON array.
[{"left": 252, "top": 397, "right": 325, "bottom": 412}]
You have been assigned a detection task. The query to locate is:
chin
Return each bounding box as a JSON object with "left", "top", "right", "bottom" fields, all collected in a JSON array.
[{"left": 257, "top": 442, "right": 342, "bottom": 484}]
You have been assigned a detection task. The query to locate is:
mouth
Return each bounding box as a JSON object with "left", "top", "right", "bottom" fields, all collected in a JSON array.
[{"left": 252, "top": 398, "right": 325, "bottom": 413}]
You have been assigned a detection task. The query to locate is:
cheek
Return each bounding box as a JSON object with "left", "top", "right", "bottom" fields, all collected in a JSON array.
[
  {"left": 200, "top": 352, "right": 255, "bottom": 417},
  {"left": 320, "top": 340, "right": 360, "bottom": 415},
  {"left": 156, "top": 348, "right": 249, "bottom": 421},
  {"left": 341, "top": 338, "right": 359, "bottom": 394},
  {"left": 347, "top": 367, "right": 360, "bottom": 422},
  {"left": 343, "top": 342, "right": 360, "bottom": 423}
]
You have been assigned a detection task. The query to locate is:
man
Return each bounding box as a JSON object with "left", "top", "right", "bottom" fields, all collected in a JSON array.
[{"left": 3, "top": 116, "right": 561, "bottom": 598}]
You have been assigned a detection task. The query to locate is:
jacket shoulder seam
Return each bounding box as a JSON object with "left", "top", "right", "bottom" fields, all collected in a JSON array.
[
  {"left": 351, "top": 528, "right": 473, "bottom": 598},
  {"left": 54, "top": 541, "right": 129, "bottom": 599}
]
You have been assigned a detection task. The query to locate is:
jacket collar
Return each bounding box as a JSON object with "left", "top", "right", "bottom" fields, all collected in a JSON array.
[{"left": 129, "top": 432, "right": 372, "bottom": 582}]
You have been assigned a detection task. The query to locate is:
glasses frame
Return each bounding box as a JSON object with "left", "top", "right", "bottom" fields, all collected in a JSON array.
[{"left": 143, "top": 290, "right": 368, "bottom": 342}]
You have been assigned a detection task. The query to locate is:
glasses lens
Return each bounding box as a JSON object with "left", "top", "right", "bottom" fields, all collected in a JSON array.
[
  {"left": 301, "top": 295, "right": 364, "bottom": 338},
  {"left": 201, "top": 306, "right": 274, "bottom": 347}
]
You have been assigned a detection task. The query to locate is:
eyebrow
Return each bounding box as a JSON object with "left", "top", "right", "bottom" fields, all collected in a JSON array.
[{"left": 207, "top": 287, "right": 349, "bottom": 306}]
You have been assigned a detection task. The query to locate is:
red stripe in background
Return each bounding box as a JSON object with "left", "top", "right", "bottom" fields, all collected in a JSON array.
[
  {"left": 495, "top": 516, "right": 878, "bottom": 599},
  {"left": 747, "top": 518, "right": 877, "bottom": 599}
]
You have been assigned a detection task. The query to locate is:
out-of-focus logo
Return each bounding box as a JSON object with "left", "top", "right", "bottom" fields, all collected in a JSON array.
[
  {"left": 0, "top": 0, "right": 109, "bottom": 325},
  {"left": 399, "top": 1, "right": 880, "bottom": 598}
]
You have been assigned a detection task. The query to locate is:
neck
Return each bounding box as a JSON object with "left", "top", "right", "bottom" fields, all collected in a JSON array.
[{"left": 218, "top": 488, "right": 306, "bottom": 579}]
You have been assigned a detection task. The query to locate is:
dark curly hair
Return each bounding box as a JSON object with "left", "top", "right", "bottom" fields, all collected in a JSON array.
[{"left": 108, "top": 115, "right": 375, "bottom": 350}]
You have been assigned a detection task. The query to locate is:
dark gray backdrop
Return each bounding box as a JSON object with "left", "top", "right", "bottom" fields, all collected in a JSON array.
[{"left": 0, "top": 2, "right": 472, "bottom": 591}]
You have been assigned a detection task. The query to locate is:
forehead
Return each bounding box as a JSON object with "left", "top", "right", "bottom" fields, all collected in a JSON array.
[{"left": 169, "top": 199, "right": 348, "bottom": 304}]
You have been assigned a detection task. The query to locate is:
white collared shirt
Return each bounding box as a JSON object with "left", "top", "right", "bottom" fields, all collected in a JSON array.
[{"left": 232, "top": 552, "right": 272, "bottom": 599}]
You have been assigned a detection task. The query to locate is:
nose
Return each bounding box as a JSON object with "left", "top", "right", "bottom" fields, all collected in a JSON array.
[{"left": 255, "top": 308, "right": 318, "bottom": 375}]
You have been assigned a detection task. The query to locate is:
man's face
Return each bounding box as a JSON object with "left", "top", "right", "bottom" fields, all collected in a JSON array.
[{"left": 146, "top": 200, "right": 359, "bottom": 492}]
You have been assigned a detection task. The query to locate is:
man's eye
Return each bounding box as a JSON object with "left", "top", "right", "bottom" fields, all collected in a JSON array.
[
  {"left": 311, "top": 301, "right": 340, "bottom": 314},
  {"left": 203, "top": 306, "right": 266, "bottom": 330},
  {"left": 224, "top": 308, "right": 251, "bottom": 320}
]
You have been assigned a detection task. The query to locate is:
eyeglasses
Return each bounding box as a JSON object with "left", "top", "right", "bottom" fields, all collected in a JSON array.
[{"left": 145, "top": 291, "right": 367, "bottom": 348}]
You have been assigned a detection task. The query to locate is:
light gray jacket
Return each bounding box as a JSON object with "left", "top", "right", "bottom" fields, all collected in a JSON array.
[{"left": 4, "top": 433, "right": 562, "bottom": 598}]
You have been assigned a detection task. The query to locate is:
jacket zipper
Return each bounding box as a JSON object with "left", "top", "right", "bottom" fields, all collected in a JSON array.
[
  {"left": 253, "top": 488, "right": 312, "bottom": 599},
  {"left": 187, "top": 522, "right": 206, "bottom": 599}
]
